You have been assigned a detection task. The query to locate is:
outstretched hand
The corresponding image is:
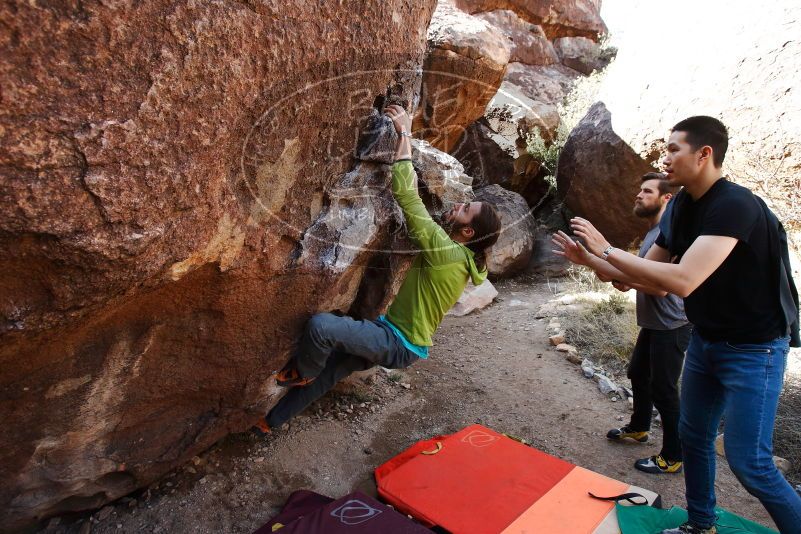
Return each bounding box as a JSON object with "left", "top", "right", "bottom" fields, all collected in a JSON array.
[
  {"left": 551, "top": 230, "right": 593, "bottom": 266},
  {"left": 570, "top": 217, "right": 611, "bottom": 257}
]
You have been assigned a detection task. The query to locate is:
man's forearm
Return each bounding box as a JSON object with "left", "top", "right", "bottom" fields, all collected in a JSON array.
[
  {"left": 605, "top": 249, "right": 688, "bottom": 296},
  {"left": 586, "top": 254, "right": 669, "bottom": 295},
  {"left": 627, "top": 281, "right": 668, "bottom": 297}
]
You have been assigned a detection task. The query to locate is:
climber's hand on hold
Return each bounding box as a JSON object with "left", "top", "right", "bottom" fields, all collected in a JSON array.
[
  {"left": 384, "top": 104, "right": 413, "bottom": 161},
  {"left": 384, "top": 104, "right": 412, "bottom": 134}
]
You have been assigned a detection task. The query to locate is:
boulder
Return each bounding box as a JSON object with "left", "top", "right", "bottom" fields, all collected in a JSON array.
[
  {"left": 556, "top": 102, "right": 653, "bottom": 248},
  {"left": 595, "top": 374, "right": 617, "bottom": 395},
  {"left": 450, "top": 82, "right": 556, "bottom": 204},
  {"left": 410, "top": 139, "right": 474, "bottom": 206},
  {"left": 556, "top": 343, "right": 577, "bottom": 353},
  {"left": 0, "top": 0, "right": 439, "bottom": 529},
  {"left": 450, "top": 119, "right": 516, "bottom": 189},
  {"left": 774, "top": 456, "right": 792, "bottom": 476},
  {"left": 474, "top": 185, "right": 536, "bottom": 277},
  {"left": 504, "top": 62, "right": 582, "bottom": 106},
  {"left": 414, "top": 0, "right": 511, "bottom": 152},
  {"left": 474, "top": 11, "right": 559, "bottom": 66},
  {"left": 487, "top": 81, "right": 562, "bottom": 143},
  {"left": 528, "top": 225, "right": 571, "bottom": 277},
  {"left": 447, "top": 280, "right": 499, "bottom": 316},
  {"left": 453, "top": 0, "right": 607, "bottom": 40},
  {"left": 553, "top": 36, "right": 612, "bottom": 75}
]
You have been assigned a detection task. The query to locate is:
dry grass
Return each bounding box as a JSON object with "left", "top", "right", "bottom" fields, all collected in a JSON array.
[
  {"left": 565, "top": 293, "right": 638, "bottom": 373},
  {"left": 560, "top": 266, "right": 638, "bottom": 374}
]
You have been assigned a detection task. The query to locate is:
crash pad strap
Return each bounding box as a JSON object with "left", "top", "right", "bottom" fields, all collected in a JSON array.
[{"left": 588, "top": 492, "right": 650, "bottom": 506}]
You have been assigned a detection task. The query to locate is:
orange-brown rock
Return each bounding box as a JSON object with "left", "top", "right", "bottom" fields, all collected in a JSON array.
[
  {"left": 556, "top": 102, "right": 652, "bottom": 248},
  {"left": 454, "top": 0, "right": 607, "bottom": 40},
  {"left": 413, "top": 0, "right": 511, "bottom": 153},
  {"left": 0, "top": 1, "right": 439, "bottom": 530},
  {"left": 474, "top": 10, "right": 560, "bottom": 66}
]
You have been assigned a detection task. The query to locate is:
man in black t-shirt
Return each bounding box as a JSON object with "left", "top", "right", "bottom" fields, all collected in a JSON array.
[{"left": 552, "top": 116, "right": 801, "bottom": 534}]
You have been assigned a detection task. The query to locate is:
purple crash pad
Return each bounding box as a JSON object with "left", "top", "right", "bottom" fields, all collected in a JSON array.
[{"left": 253, "top": 490, "right": 431, "bottom": 533}]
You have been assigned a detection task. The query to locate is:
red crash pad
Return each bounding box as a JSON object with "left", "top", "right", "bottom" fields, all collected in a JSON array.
[{"left": 375, "top": 424, "right": 659, "bottom": 534}]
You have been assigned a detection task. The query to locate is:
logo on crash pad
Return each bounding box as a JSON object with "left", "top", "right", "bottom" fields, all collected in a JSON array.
[
  {"left": 461, "top": 430, "right": 500, "bottom": 448},
  {"left": 330, "top": 499, "right": 384, "bottom": 525}
]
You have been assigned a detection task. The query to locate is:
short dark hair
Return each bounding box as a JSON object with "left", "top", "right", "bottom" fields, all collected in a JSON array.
[
  {"left": 641, "top": 172, "right": 680, "bottom": 196},
  {"left": 671, "top": 116, "right": 729, "bottom": 167}
]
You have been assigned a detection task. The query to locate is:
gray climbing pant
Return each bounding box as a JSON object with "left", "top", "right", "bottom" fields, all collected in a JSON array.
[{"left": 266, "top": 312, "right": 419, "bottom": 428}]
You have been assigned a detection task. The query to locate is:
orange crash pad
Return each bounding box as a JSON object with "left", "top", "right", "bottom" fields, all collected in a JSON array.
[{"left": 375, "top": 424, "right": 659, "bottom": 534}]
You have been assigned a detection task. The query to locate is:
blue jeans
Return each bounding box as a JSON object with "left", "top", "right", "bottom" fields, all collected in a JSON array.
[{"left": 679, "top": 332, "right": 801, "bottom": 532}]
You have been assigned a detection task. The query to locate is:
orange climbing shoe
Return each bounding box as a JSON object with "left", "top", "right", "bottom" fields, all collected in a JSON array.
[
  {"left": 252, "top": 417, "right": 271, "bottom": 437},
  {"left": 275, "top": 368, "right": 316, "bottom": 388}
]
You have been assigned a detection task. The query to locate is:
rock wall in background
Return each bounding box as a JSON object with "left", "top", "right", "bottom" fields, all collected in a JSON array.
[
  {"left": 590, "top": 0, "right": 801, "bottom": 246},
  {"left": 419, "top": 0, "right": 611, "bottom": 207},
  {"left": 454, "top": 0, "right": 607, "bottom": 39},
  {"left": 0, "top": 1, "right": 440, "bottom": 529},
  {"left": 413, "top": 0, "right": 511, "bottom": 153}
]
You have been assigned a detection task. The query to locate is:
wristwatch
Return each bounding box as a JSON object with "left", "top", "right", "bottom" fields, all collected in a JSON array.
[
  {"left": 399, "top": 130, "right": 412, "bottom": 137},
  {"left": 601, "top": 245, "right": 614, "bottom": 260}
]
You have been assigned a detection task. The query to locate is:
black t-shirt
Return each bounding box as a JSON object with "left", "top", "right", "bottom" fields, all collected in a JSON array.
[{"left": 655, "top": 179, "right": 784, "bottom": 343}]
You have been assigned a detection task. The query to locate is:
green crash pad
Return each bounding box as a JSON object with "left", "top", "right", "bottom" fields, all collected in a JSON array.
[{"left": 616, "top": 503, "right": 777, "bottom": 534}]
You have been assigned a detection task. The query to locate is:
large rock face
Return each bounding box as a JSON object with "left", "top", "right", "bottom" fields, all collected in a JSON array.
[
  {"left": 474, "top": 185, "right": 536, "bottom": 277},
  {"left": 454, "top": 0, "right": 608, "bottom": 39},
  {"left": 556, "top": 102, "right": 652, "bottom": 247},
  {"left": 413, "top": 0, "right": 511, "bottom": 152},
  {"left": 504, "top": 62, "right": 582, "bottom": 106},
  {"left": 0, "top": 1, "right": 440, "bottom": 529}
]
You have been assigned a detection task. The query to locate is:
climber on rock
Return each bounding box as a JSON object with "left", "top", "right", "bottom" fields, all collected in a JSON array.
[{"left": 253, "top": 104, "right": 501, "bottom": 435}]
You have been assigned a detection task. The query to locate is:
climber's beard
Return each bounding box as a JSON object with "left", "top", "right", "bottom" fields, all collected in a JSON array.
[
  {"left": 437, "top": 211, "right": 466, "bottom": 238},
  {"left": 436, "top": 211, "right": 455, "bottom": 234}
]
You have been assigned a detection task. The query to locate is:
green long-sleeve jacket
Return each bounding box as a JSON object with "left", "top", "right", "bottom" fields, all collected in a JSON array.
[{"left": 384, "top": 160, "right": 487, "bottom": 348}]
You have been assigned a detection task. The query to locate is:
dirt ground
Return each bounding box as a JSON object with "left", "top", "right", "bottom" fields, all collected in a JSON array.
[{"left": 43, "top": 276, "right": 780, "bottom": 533}]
